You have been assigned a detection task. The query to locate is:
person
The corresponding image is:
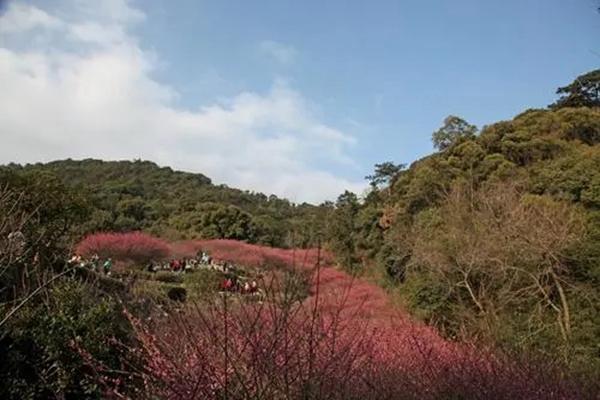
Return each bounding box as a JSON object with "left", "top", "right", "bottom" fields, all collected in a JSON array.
[
  {"left": 243, "top": 281, "right": 251, "bottom": 294},
  {"left": 103, "top": 258, "right": 113, "bottom": 275},
  {"left": 231, "top": 275, "right": 240, "bottom": 292},
  {"left": 68, "top": 254, "right": 81, "bottom": 266},
  {"left": 7, "top": 230, "right": 26, "bottom": 256},
  {"left": 250, "top": 280, "right": 258, "bottom": 293},
  {"left": 146, "top": 261, "right": 155, "bottom": 273},
  {"left": 90, "top": 253, "right": 99, "bottom": 271},
  {"left": 222, "top": 278, "right": 233, "bottom": 292}
]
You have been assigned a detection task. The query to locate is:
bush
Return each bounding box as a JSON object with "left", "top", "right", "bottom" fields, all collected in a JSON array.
[
  {"left": 120, "top": 276, "right": 596, "bottom": 400},
  {"left": 76, "top": 232, "right": 170, "bottom": 264},
  {"left": 131, "top": 280, "right": 170, "bottom": 305},
  {"left": 0, "top": 279, "right": 138, "bottom": 399},
  {"left": 109, "top": 269, "right": 154, "bottom": 282},
  {"left": 183, "top": 269, "right": 221, "bottom": 301},
  {"left": 154, "top": 271, "right": 183, "bottom": 284},
  {"left": 165, "top": 286, "right": 187, "bottom": 302}
]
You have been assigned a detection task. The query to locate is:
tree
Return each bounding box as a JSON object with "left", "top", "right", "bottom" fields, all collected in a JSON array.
[
  {"left": 365, "top": 162, "right": 405, "bottom": 189},
  {"left": 432, "top": 116, "right": 477, "bottom": 151},
  {"left": 197, "top": 204, "right": 257, "bottom": 241},
  {"left": 0, "top": 170, "right": 88, "bottom": 302},
  {"left": 76, "top": 232, "right": 170, "bottom": 264},
  {"left": 550, "top": 69, "right": 600, "bottom": 109},
  {"left": 411, "top": 182, "right": 585, "bottom": 346},
  {"left": 327, "top": 191, "right": 361, "bottom": 271}
]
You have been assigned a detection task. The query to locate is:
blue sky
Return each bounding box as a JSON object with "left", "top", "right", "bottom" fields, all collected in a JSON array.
[{"left": 1, "top": 0, "right": 599, "bottom": 202}]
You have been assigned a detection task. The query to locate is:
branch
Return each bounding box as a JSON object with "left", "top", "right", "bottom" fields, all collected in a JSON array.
[{"left": 0, "top": 266, "right": 74, "bottom": 329}]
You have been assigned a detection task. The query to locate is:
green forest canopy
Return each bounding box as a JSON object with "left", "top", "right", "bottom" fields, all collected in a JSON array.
[{"left": 1, "top": 159, "right": 331, "bottom": 248}]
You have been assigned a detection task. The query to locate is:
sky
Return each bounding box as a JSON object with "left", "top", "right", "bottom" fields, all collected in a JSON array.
[{"left": 0, "top": 0, "right": 598, "bottom": 203}]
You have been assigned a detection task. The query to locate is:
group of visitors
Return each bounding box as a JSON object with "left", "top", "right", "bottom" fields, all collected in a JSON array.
[
  {"left": 144, "top": 251, "right": 223, "bottom": 273},
  {"left": 67, "top": 249, "right": 262, "bottom": 296},
  {"left": 68, "top": 254, "right": 113, "bottom": 275},
  {"left": 221, "top": 275, "right": 259, "bottom": 294}
]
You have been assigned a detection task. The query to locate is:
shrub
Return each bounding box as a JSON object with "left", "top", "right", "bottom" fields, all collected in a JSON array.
[
  {"left": 76, "top": 232, "right": 170, "bottom": 264},
  {"left": 0, "top": 280, "right": 138, "bottom": 399},
  {"left": 117, "top": 275, "right": 594, "bottom": 400},
  {"left": 183, "top": 269, "right": 222, "bottom": 301},
  {"left": 154, "top": 271, "right": 183, "bottom": 284},
  {"left": 71, "top": 243, "right": 598, "bottom": 399},
  {"left": 131, "top": 280, "right": 170, "bottom": 305},
  {"left": 165, "top": 286, "right": 186, "bottom": 302},
  {"left": 109, "top": 269, "right": 154, "bottom": 282}
]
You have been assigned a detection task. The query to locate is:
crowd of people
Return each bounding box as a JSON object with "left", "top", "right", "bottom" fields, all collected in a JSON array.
[
  {"left": 146, "top": 251, "right": 261, "bottom": 295},
  {"left": 67, "top": 250, "right": 261, "bottom": 296},
  {"left": 145, "top": 251, "right": 217, "bottom": 273},
  {"left": 220, "top": 274, "right": 260, "bottom": 294},
  {"left": 68, "top": 253, "right": 113, "bottom": 275}
]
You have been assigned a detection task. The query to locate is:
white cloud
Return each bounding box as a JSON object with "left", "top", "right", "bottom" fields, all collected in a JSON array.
[
  {"left": 0, "top": 1, "right": 364, "bottom": 203},
  {"left": 0, "top": 3, "right": 64, "bottom": 34},
  {"left": 259, "top": 40, "right": 298, "bottom": 66},
  {"left": 68, "top": 22, "right": 130, "bottom": 46}
]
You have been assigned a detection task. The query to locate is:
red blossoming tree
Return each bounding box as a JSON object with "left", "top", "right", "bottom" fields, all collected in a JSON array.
[{"left": 76, "top": 232, "right": 170, "bottom": 264}]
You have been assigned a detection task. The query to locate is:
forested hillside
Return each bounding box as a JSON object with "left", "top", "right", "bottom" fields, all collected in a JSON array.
[
  {"left": 326, "top": 69, "right": 600, "bottom": 371},
  {"left": 1, "top": 159, "right": 330, "bottom": 248}
]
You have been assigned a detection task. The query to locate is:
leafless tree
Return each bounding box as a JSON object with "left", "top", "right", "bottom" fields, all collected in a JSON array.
[{"left": 412, "top": 181, "right": 585, "bottom": 346}]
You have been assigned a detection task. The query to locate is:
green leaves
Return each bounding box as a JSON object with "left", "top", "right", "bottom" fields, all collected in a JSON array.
[
  {"left": 365, "top": 161, "right": 405, "bottom": 189},
  {"left": 551, "top": 69, "right": 600, "bottom": 109},
  {"left": 7, "top": 159, "right": 330, "bottom": 248},
  {"left": 432, "top": 115, "right": 478, "bottom": 151}
]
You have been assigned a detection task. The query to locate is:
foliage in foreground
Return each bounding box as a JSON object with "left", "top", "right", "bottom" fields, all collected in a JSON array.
[
  {"left": 0, "top": 170, "right": 140, "bottom": 399},
  {"left": 94, "top": 274, "right": 596, "bottom": 399},
  {"left": 1, "top": 280, "right": 137, "bottom": 399}
]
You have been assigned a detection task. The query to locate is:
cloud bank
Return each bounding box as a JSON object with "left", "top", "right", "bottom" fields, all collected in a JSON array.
[{"left": 0, "top": 1, "right": 364, "bottom": 203}]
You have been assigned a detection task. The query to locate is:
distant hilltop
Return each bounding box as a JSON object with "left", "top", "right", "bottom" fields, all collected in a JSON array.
[{"left": 1, "top": 158, "right": 331, "bottom": 248}]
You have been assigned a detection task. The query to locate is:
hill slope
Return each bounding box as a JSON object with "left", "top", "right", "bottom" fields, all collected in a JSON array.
[
  {"left": 2, "top": 159, "right": 330, "bottom": 247},
  {"left": 326, "top": 76, "right": 600, "bottom": 371}
]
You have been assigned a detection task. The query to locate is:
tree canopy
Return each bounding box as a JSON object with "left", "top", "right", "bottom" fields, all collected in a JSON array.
[
  {"left": 432, "top": 115, "right": 478, "bottom": 151},
  {"left": 325, "top": 70, "right": 600, "bottom": 372},
  {"left": 1, "top": 159, "right": 330, "bottom": 248},
  {"left": 551, "top": 69, "right": 600, "bottom": 109}
]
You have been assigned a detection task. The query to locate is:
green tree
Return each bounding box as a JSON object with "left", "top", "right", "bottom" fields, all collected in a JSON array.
[
  {"left": 365, "top": 161, "right": 405, "bottom": 189},
  {"left": 197, "top": 204, "right": 257, "bottom": 241},
  {"left": 432, "top": 115, "right": 477, "bottom": 151},
  {"left": 327, "top": 191, "right": 360, "bottom": 271},
  {"left": 551, "top": 69, "right": 600, "bottom": 109}
]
